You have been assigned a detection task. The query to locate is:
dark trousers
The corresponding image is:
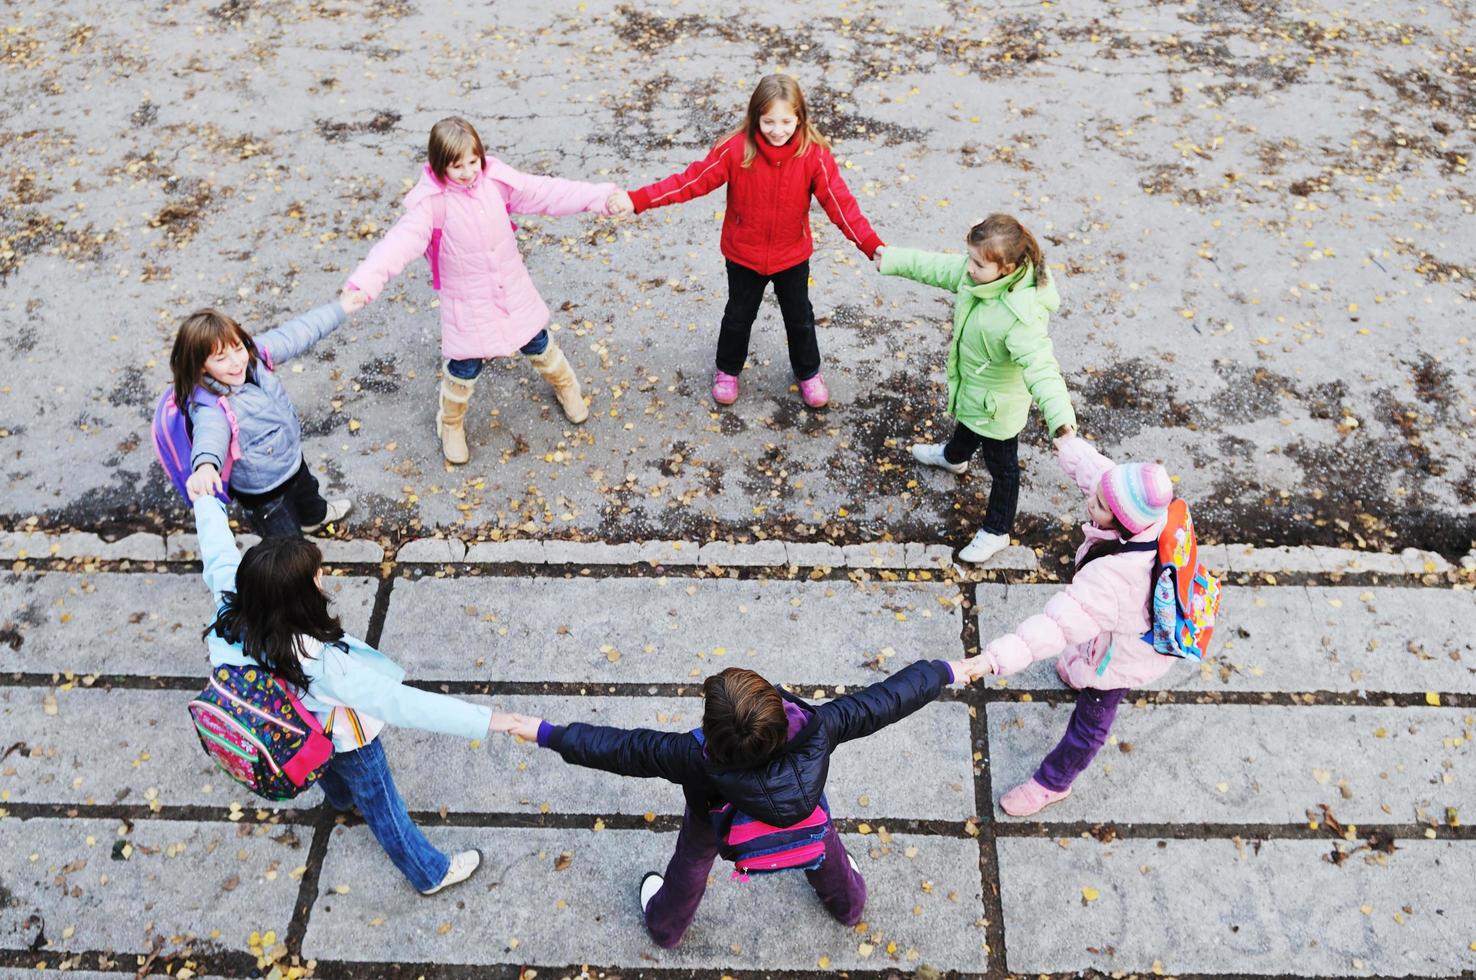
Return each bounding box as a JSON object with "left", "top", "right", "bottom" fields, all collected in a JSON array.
[
  {"left": 716, "top": 259, "right": 821, "bottom": 380},
  {"left": 1034, "top": 686, "right": 1129, "bottom": 792},
  {"left": 943, "top": 424, "right": 1020, "bottom": 535},
  {"left": 229, "top": 456, "right": 327, "bottom": 538},
  {"left": 445, "top": 329, "right": 550, "bottom": 380},
  {"left": 643, "top": 808, "right": 867, "bottom": 948}
]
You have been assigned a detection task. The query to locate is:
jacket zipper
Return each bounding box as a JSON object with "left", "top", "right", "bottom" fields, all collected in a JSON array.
[
  {"left": 191, "top": 701, "right": 283, "bottom": 775},
  {"left": 209, "top": 677, "right": 306, "bottom": 735}
]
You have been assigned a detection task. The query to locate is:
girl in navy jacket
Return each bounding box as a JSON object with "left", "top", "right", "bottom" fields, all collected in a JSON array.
[{"left": 492, "top": 657, "right": 978, "bottom": 948}]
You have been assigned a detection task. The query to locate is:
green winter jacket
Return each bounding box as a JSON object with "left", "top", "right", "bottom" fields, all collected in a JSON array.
[{"left": 881, "top": 247, "right": 1076, "bottom": 440}]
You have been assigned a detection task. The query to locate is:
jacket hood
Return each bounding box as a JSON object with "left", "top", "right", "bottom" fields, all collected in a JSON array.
[
  {"left": 405, "top": 164, "right": 463, "bottom": 211},
  {"left": 703, "top": 689, "right": 827, "bottom": 826},
  {"left": 988, "top": 263, "right": 1061, "bottom": 325}
]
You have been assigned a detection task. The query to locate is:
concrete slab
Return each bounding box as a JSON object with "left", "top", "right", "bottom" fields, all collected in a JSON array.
[
  {"left": 0, "top": 572, "right": 379, "bottom": 677},
  {"left": 0, "top": 531, "right": 166, "bottom": 562},
  {"left": 0, "top": 687, "right": 293, "bottom": 811},
  {"left": 996, "top": 837, "right": 1476, "bottom": 977},
  {"left": 987, "top": 703, "right": 1473, "bottom": 825},
  {"left": 385, "top": 694, "right": 975, "bottom": 821},
  {"left": 462, "top": 540, "right": 547, "bottom": 564},
  {"left": 784, "top": 542, "right": 846, "bottom": 568},
  {"left": 541, "top": 540, "right": 641, "bottom": 565},
  {"left": 638, "top": 541, "right": 701, "bottom": 566},
  {"left": 376, "top": 576, "right": 964, "bottom": 684},
  {"left": 977, "top": 584, "right": 1476, "bottom": 693},
  {"left": 0, "top": 817, "right": 304, "bottom": 958},
  {"left": 698, "top": 539, "right": 789, "bottom": 567},
  {"left": 304, "top": 827, "right": 985, "bottom": 971},
  {"left": 395, "top": 537, "right": 467, "bottom": 563},
  {"left": 843, "top": 542, "right": 907, "bottom": 568}
]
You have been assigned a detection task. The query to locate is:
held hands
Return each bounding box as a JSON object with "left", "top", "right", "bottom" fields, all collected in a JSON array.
[
  {"left": 605, "top": 190, "right": 634, "bottom": 216},
  {"left": 185, "top": 464, "right": 222, "bottom": 502},
  {"left": 872, "top": 244, "right": 887, "bottom": 271},
  {"left": 949, "top": 655, "right": 996, "bottom": 685},
  {"left": 339, "top": 285, "right": 368, "bottom": 316},
  {"left": 489, "top": 711, "right": 543, "bottom": 742},
  {"left": 1052, "top": 424, "right": 1076, "bottom": 450}
]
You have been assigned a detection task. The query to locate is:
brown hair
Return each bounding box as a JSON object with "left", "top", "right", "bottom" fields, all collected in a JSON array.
[
  {"left": 723, "top": 74, "right": 830, "bottom": 168},
  {"left": 428, "top": 116, "right": 486, "bottom": 183},
  {"left": 170, "top": 308, "right": 258, "bottom": 411},
  {"left": 966, "top": 213, "right": 1048, "bottom": 289},
  {"left": 701, "top": 667, "right": 788, "bottom": 768}
]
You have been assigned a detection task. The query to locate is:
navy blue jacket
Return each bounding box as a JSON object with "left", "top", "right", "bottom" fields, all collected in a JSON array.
[{"left": 538, "top": 659, "right": 954, "bottom": 826}]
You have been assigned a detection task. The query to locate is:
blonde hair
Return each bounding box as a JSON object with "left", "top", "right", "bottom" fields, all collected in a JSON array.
[
  {"left": 427, "top": 116, "right": 485, "bottom": 182},
  {"left": 723, "top": 74, "right": 829, "bottom": 168},
  {"left": 170, "top": 309, "right": 258, "bottom": 410}
]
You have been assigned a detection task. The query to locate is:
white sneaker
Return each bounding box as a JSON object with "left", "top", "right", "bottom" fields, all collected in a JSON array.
[
  {"left": 958, "top": 529, "right": 1010, "bottom": 564},
  {"left": 302, "top": 498, "right": 352, "bottom": 534},
  {"left": 640, "top": 871, "right": 664, "bottom": 913},
  {"left": 911, "top": 443, "right": 968, "bottom": 475},
  {"left": 420, "top": 848, "right": 482, "bottom": 895},
  {"left": 847, "top": 852, "right": 859, "bottom": 874}
]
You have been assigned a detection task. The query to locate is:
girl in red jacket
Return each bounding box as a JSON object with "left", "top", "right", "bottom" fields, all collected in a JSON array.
[{"left": 610, "top": 74, "right": 885, "bottom": 408}]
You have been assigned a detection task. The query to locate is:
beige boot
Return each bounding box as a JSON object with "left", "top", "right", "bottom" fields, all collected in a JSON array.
[
  {"left": 527, "top": 342, "right": 588, "bottom": 424},
  {"left": 436, "top": 372, "right": 476, "bottom": 464}
]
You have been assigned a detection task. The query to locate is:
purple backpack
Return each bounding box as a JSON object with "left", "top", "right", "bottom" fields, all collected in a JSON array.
[
  {"left": 152, "top": 388, "right": 240, "bottom": 503},
  {"left": 152, "top": 350, "right": 272, "bottom": 502}
]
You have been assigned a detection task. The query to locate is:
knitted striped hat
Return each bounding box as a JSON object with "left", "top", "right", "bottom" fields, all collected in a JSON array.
[{"left": 1099, "top": 463, "right": 1174, "bottom": 535}]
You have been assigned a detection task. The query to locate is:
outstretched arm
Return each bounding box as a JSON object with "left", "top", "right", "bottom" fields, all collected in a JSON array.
[
  {"left": 811, "top": 148, "right": 884, "bottom": 259},
  {"left": 1002, "top": 318, "right": 1076, "bottom": 439},
  {"left": 628, "top": 139, "right": 734, "bottom": 213},
  {"left": 817, "top": 659, "right": 956, "bottom": 746},
  {"left": 878, "top": 246, "right": 969, "bottom": 292},
  {"left": 496, "top": 712, "right": 702, "bottom": 784},
  {"left": 254, "top": 299, "right": 350, "bottom": 366},
  {"left": 487, "top": 158, "right": 618, "bottom": 218},
  {"left": 192, "top": 495, "right": 240, "bottom": 606},
  {"left": 982, "top": 571, "right": 1122, "bottom": 676},
  {"left": 343, "top": 200, "right": 436, "bottom": 302}
]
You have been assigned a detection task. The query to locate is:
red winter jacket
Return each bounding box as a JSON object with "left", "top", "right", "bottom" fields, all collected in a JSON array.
[{"left": 629, "top": 132, "right": 884, "bottom": 276}]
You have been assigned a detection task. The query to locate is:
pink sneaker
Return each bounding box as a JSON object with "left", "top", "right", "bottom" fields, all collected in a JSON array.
[
  {"left": 797, "top": 373, "right": 829, "bottom": 408},
  {"left": 712, "top": 370, "right": 739, "bottom": 406},
  {"left": 999, "top": 778, "right": 1071, "bottom": 817}
]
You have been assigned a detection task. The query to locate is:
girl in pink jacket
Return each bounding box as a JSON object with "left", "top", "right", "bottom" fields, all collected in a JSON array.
[
  {"left": 345, "top": 117, "right": 619, "bottom": 464},
  {"left": 978, "top": 435, "right": 1177, "bottom": 816}
]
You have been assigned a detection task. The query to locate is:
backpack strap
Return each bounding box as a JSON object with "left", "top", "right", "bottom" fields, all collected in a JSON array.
[{"left": 1120, "top": 541, "right": 1157, "bottom": 553}]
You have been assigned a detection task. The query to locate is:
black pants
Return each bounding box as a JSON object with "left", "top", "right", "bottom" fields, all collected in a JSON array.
[
  {"left": 716, "top": 259, "right": 821, "bottom": 380},
  {"left": 943, "top": 424, "right": 1019, "bottom": 536},
  {"left": 229, "top": 456, "right": 327, "bottom": 538}
]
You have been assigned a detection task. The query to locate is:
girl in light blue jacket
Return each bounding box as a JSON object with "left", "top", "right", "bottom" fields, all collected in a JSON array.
[
  {"left": 171, "top": 289, "right": 365, "bottom": 537},
  {"left": 194, "top": 493, "right": 491, "bottom": 895}
]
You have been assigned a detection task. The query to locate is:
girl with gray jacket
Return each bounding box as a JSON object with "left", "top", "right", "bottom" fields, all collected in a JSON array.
[{"left": 170, "top": 289, "right": 366, "bottom": 536}]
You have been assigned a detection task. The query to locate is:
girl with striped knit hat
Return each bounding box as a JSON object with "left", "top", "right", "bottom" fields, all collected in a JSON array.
[{"left": 975, "top": 433, "right": 1177, "bottom": 816}]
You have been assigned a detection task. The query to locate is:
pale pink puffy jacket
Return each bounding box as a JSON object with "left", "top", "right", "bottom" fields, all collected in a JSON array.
[
  {"left": 983, "top": 436, "right": 1173, "bottom": 691},
  {"left": 346, "top": 160, "right": 617, "bottom": 360}
]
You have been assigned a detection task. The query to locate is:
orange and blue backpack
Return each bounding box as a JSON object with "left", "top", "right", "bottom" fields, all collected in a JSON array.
[{"left": 1125, "top": 499, "right": 1222, "bottom": 660}]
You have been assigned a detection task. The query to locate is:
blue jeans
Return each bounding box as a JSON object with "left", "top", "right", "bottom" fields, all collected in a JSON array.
[
  {"left": 446, "top": 329, "right": 550, "bottom": 380},
  {"left": 315, "top": 739, "right": 449, "bottom": 892}
]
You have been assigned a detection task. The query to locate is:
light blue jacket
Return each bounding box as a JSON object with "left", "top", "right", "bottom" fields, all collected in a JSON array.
[
  {"left": 193, "top": 496, "right": 491, "bottom": 741},
  {"left": 189, "top": 301, "right": 346, "bottom": 494}
]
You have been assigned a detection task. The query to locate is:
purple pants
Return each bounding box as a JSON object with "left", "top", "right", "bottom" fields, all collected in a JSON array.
[
  {"left": 1034, "top": 686, "right": 1129, "bottom": 793},
  {"left": 644, "top": 808, "right": 868, "bottom": 948}
]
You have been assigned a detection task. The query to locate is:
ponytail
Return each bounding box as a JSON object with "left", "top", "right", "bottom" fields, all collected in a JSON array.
[{"left": 966, "top": 213, "right": 1047, "bottom": 289}]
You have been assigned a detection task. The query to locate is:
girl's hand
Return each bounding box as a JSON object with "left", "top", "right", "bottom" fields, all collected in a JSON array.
[
  {"left": 950, "top": 656, "right": 994, "bottom": 684},
  {"left": 339, "top": 286, "right": 368, "bottom": 315},
  {"left": 606, "top": 191, "right": 634, "bottom": 215},
  {"left": 490, "top": 712, "right": 543, "bottom": 742},
  {"left": 186, "top": 464, "right": 222, "bottom": 501},
  {"left": 872, "top": 244, "right": 887, "bottom": 271},
  {"left": 1052, "top": 425, "right": 1076, "bottom": 450}
]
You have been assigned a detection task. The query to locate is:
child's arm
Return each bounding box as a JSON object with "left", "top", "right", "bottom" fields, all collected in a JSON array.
[
  {"left": 254, "top": 298, "right": 350, "bottom": 366},
  {"left": 495, "top": 713, "right": 702, "bottom": 783},
  {"left": 187, "top": 401, "right": 230, "bottom": 486},
  {"left": 878, "top": 246, "right": 969, "bottom": 292},
  {"left": 981, "top": 571, "right": 1122, "bottom": 676},
  {"left": 628, "top": 139, "right": 735, "bottom": 214},
  {"left": 343, "top": 199, "right": 437, "bottom": 302},
  {"left": 1001, "top": 318, "right": 1077, "bottom": 438},
  {"left": 817, "top": 659, "right": 955, "bottom": 746},
  {"left": 485, "top": 157, "right": 618, "bottom": 218},
  {"left": 192, "top": 495, "right": 240, "bottom": 606},
  {"left": 810, "top": 148, "right": 884, "bottom": 259},
  {"left": 1054, "top": 433, "right": 1114, "bottom": 498},
  {"left": 306, "top": 645, "right": 492, "bottom": 740}
]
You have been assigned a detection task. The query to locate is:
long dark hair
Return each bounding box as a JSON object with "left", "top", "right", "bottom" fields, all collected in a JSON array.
[{"left": 204, "top": 537, "right": 344, "bottom": 689}]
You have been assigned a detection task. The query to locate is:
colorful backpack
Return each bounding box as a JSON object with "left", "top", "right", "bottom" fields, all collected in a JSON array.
[
  {"left": 1126, "top": 499, "right": 1222, "bottom": 660},
  {"left": 152, "top": 350, "right": 273, "bottom": 502},
  {"left": 188, "top": 663, "right": 334, "bottom": 800},
  {"left": 691, "top": 728, "right": 831, "bottom": 880}
]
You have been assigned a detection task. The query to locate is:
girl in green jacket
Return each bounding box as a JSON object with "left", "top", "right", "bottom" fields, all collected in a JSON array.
[{"left": 877, "top": 214, "right": 1077, "bottom": 563}]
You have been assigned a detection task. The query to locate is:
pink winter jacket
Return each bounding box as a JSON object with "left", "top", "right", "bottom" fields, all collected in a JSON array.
[
  {"left": 346, "top": 160, "right": 617, "bottom": 360},
  {"left": 983, "top": 436, "right": 1173, "bottom": 691}
]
